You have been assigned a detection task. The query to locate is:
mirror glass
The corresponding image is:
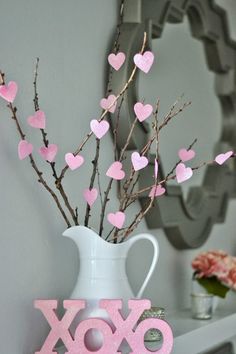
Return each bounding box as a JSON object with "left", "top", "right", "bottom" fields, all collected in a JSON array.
[{"left": 139, "top": 17, "right": 221, "bottom": 199}]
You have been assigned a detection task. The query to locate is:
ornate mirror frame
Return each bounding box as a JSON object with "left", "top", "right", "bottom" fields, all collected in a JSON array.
[{"left": 110, "top": 0, "right": 236, "bottom": 249}]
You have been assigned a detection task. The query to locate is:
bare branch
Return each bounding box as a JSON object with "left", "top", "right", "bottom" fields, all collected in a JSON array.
[
  {"left": 84, "top": 138, "right": 101, "bottom": 226},
  {"left": 33, "top": 59, "right": 79, "bottom": 225},
  {"left": 58, "top": 32, "right": 147, "bottom": 182},
  {"left": 5, "top": 99, "right": 71, "bottom": 227}
]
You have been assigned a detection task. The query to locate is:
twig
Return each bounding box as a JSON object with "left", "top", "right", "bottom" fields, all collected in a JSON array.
[
  {"left": 84, "top": 138, "right": 101, "bottom": 226},
  {"left": 0, "top": 71, "right": 4, "bottom": 85},
  {"left": 120, "top": 194, "right": 155, "bottom": 241},
  {"left": 118, "top": 104, "right": 162, "bottom": 241},
  {"left": 99, "top": 179, "right": 113, "bottom": 236},
  {"left": 109, "top": 98, "right": 192, "bottom": 241},
  {"left": 96, "top": 165, "right": 103, "bottom": 206},
  {"left": 33, "top": 58, "right": 40, "bottom": 111},
  {"left": 114, "top": 0, "right": 125, "bottom": 53},
  {"left": 113, "top": 100, "right": 159, "bottom": 224},
  {"left": 58, "top": 32, "right": 147, "bottom": 183},
  {"left": 120, "top": 118, "right": 138, "bottom": 160},
  {"left": 128, "top": 156, "right": 217, "bottom": 200},
  {"left": 7, "top": 102, "right": 71, "bottom": 227},
  {"left": 96, "top": 32, "right": 147, "bottom": 237},
  {"left": 84, "top": 1, "right": 126, "bottom": 227},
  {"left": 107, "top": 0, "right": 125, "bottom": 93},
  {"left": 99, "top": 116, "right": 139, "bottom": 237},
  {"left": 159, "top": 100, "right": 191, "bottom": 130},
  {"left": 105, "top": 226, "right": 115, "bottom": 241},
  {"left": 33, "top": 59, "right": 79, "bottom": 225},
  {"left": 153, "top": 98, "right": 160, "bottom": 163},
  {"left": 165, "top": 138, "right": 197, "bottom": 179}
]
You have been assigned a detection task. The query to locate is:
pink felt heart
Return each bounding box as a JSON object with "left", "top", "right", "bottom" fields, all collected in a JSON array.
[
  {"left": 83, "top": 188, "right": 98, "bottom": 207},
  {"left": 39, "top": 144, "right": 58, "bottom": 162},
  {"left": 134, "top": 102, "right": 153, "bottom": 122},
  {"left": 90, "top": 119, "right": 110, "bottom": 139},
  {"left": 178, "top": 148, "right": 195, "bottom": 162},
  {"left": 107, "top": 211, "right": 125, "bottom": 229},
  {"left": 149, "top": 185, "right": 166, "bottom": 197},
  {"left": 215, "top": 151, "right": 233, "bottom": 165},
  {"left": 133, "top": 51, "right": 154, "bottom": 73},
  {"left": 27, "top": 110, "right": 46, "bottom": 129},
  {"left": 106, "top": 161, "right": 125, "bottom": 180},
  {"left": 154, "top": 159, "right": 159, "bottom": 178},
  {"left": 100, "top": 94, "right": 117, "bottom": 113},
  {"left": 176, "top": 163, "right": 193, "bottom": 184},
  {"left": 131, "top": 152, "right": 148, "bottom": 171},
  {"left": 18, "top": 140, "right": 33, "bottom": 160},
  {"left": 65, "top": 153, "right": 84, "bottom": 170},
  {"left": 0, "top": 81, "right": 18, "bottom": 103},
  {"left": 108, "top": 52, "right": 126, "bottom": 71}
]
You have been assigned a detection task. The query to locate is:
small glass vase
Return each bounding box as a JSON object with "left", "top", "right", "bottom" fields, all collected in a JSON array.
[
  {"left": 191, "top": 278, "right": 220, "bottom": 314},
  {"left": 191, "top": 292, "right": 214, "bottom": 319}
]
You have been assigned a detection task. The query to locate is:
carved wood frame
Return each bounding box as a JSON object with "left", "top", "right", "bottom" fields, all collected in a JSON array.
[{"left": 110, "top": 0, "right": 236, "bottom": 249}]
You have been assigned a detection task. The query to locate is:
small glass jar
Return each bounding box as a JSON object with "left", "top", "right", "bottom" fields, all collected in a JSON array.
[
  {"left": 138, "top": 307, "right": 165, "bottom": 342},
  {"left": 191, "top": 292, "right": 214, "bottom": 319}
]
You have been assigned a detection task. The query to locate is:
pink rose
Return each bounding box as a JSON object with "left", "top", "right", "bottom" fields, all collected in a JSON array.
[
  {"left": 208, "top": 250, "right": 228, "bottom": 259},
  {"left": 192, "top": 251, "right": 228, "bottom": 278},
  {"left": 223, "top": 255, "right": 236, "bottom": 268},
  {"left": 221, "top": 267, "right": 236, "bottom": 290}
]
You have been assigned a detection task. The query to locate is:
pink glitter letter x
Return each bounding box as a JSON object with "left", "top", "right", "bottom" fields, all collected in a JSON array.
[{"left": 34, "top": 299, "right": 85, "bottom": 354}]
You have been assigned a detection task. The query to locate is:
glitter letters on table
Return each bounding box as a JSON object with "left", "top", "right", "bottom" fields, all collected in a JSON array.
[{"left": 34, "top": 299, "right": 174, "bottom": 354}]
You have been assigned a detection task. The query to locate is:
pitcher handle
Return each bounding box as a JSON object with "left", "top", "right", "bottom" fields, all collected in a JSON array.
[{"left": 128, "top": 233, "right": 159, "bottom": 299}]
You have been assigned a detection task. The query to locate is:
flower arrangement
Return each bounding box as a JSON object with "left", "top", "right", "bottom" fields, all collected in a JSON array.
[
  {"left": 192, "top": 250, "right": 236, "bottom": 298},
  {"left": 0, "top": 28, "right": 235, "bottom": 243}
]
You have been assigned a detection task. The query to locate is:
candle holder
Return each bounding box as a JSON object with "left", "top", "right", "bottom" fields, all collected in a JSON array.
[
  {"left": 138, "top": 307, "right": 165, "bottom": 341},
  {"left": 191, "top": 293, "right": 214, "bottom": 320}
]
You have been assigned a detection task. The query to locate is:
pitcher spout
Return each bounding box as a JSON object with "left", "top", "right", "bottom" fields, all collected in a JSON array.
[
  {"left": 62, "top": 225, "right": 110, "bottom": 256},
  {"left": 62, "top": 226, "right": 86, "bottom": 241}
]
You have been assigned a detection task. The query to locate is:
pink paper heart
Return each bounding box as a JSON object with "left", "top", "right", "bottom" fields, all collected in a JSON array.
[
  {"left": 215, "top": 151, "right": 233, "bottom": 165},
  {"left": 149, "top": 185, "right": 166, "bottom": 197},
  {"left": 176, "top": 163, "right": 193, "bottom": 184},
  {"left": 131, "top": 152, "right": 148, "bottom": 171},
  {"left": 27, "top": 110, "right": 46, "bottom": 129},
  {"left": 65, "top": 153, "right": 84, "bottom": 170},
  {"left": 83, "top": 188, "right": 98, "bottom": 207},
  {"left": 106, "top": 161, "right": 125, "bottom": 180},
  {"left": 100, "top": 94, "right": 117, "bottom": 113},
  {"left": 134, "top": 102, "right": 153, "bottom": 122},
  {"left": 18, "top": 140, "right": 33, "bottom": 160},
  {"left": 108, "top": 52, "right": 126, "bottom": 71},
  {"left": 90, "top": 119, "right": 110, "bottom": 139},
  {"left": 154, "top": 159, "right": 159, "bottom": 178},
  {"left": 0, "top": 81, "right": 18, "bottom": 103},
  {"left": 178, "top": 148, "right": 195, "bottom": 162},
  {"left": 133, "top": 51, "right": 154, "bottom": 73},
  {"left": 39, "top": 144, "right": 58, "bottom": 162},
  {"left": 107, "top": 211, "right": 125, "bottom": 229}
]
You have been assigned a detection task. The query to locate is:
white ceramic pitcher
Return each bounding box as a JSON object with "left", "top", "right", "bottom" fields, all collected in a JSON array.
[{"left": 62, "top": 225, "right": 159, "bottom": 350}]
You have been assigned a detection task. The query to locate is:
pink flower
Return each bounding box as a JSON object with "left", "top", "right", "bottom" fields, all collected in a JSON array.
[
  {"left": 208, "top": 250, "right": 228, "bottom": 259},
  {"left": 192, "top": 250, "right": 236, "bottom": 297},
  {"left": 221, "top": 267, "right": 236, "bottom": 290},
  {"left": 192, "top": 250, "right": 228, "bottom": 278},
  {"left": 223, "top": 255, "right": 236, "bottom": 268}
]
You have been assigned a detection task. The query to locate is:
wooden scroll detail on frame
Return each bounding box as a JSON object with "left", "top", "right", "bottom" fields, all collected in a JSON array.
[{"left": 110, "top": 0, "right": 236, "bottom": 249}]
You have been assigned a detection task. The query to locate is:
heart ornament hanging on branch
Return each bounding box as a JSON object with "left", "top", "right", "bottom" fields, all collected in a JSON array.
[{"left": 0, "top": 81, "right": 18, "bottom": 103}]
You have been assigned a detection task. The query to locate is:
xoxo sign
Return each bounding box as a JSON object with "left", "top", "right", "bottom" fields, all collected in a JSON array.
[{"left": 34, "top": 299, "right": 173, "bottom": 354}]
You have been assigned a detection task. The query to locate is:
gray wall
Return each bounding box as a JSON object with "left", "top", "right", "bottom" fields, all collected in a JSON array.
[{"left": 0, "top": 1, "right": 235, "bottom": 353}]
